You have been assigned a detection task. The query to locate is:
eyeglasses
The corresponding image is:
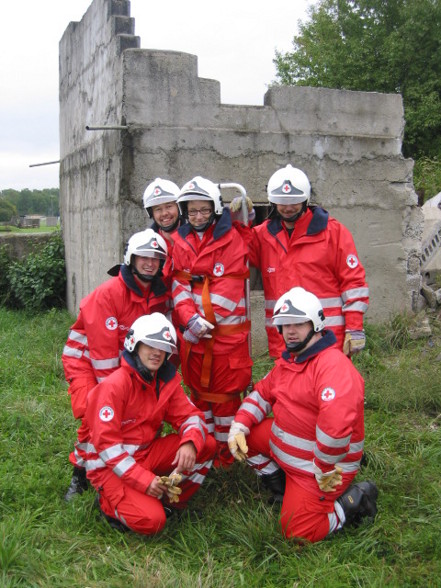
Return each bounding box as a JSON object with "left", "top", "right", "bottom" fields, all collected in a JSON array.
[{"left": 187, "top": 207, "right": 213, "bottom": 218}]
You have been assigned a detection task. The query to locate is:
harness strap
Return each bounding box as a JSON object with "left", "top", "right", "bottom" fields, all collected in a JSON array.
[{"left": 175, "top": 270, "right": 250, "bottom": 390}]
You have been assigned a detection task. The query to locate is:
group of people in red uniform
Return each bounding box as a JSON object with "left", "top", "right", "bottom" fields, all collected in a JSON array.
[{"left": 61, "top": 165, "right": 378, "bottom": 542}]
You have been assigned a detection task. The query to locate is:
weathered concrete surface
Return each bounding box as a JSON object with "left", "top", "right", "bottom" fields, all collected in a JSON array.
[
  {"left": 0, "top": 233, "right": 54, "bottom": 261},
  {"left": 59, "top": 0, "right": 423, "bottom": 354}
]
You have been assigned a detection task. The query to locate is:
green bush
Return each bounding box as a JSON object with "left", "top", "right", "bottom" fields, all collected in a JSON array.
[
  {"left": 0, "top": 244, "right": 14, "bottom": 306},
  {"left": 6, "top": 233, "right": 66, "bottom": 310}
]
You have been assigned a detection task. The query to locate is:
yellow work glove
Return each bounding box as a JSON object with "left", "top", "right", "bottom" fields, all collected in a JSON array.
[
  {"left": 343, "top": 330, "right": 366, "bottom": 357},
  {"left": 160, "top": 473, "right": 183, "bottom": 503},
  {"left": 228, "top": 421, "right": 250, "bottom": 462},
  {"left": 314, "top": 465, "right": 343, "bottom": 492}
]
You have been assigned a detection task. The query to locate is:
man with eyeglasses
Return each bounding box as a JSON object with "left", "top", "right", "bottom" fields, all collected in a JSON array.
[{"left": 171, "top": 176, "right": 253, "bottom": 467}]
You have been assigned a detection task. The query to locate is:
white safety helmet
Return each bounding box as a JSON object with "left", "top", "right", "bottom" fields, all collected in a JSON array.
[
  {"left": 143, "top": 178, "right": 180, "bottom": 218},
  {"left": 124, "top": 313, "right": 177, "bottom": 357},
  {"left": 267, "top": 165, "right": 311, "bottom": 205},
  {"left": 272, "top": 287, "right": 325, "bottom": 333},
  {"left": 177, "top": 176, "right": 224, "bottom": 216},
  {"left": 123, "top": 229, "right": 168, "bottom": 266}
]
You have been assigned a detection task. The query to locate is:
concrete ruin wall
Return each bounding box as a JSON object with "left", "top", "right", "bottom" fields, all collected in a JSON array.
[{"left": 59, "top": 0, "right": 423, "bottom": 352}]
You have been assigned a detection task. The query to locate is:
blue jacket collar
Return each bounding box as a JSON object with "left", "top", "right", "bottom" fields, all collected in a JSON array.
[
  {"left": 268, "top": 206, "right": 329, "bottom": 237},
  {"left": 281, "top": 329, "right": 337, "bottom": 363},
  {"left": 123, "top": 350, "right": 176, "bottom": 383},
  {"left": 120, "top": 263, "right": 166, "bottom": 297},
  {"left": 178, "top": 208, "right": 232, "bottom": 241}
]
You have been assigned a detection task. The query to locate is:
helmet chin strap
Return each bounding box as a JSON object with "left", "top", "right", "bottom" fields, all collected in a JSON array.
[
  {"left": 280, "top": 201, "right": 307, "bottom": 224},
  {"left": 132, "top": 266, "right": 155, "bottom": 282},
  {"left": 286, "top": 326, "right": 315, "bottom": 353},
  {"left": 159, "top": 216, "right": 180, "bottom": 233},
  {"left": 133, "top": 351, "right": 154, "bottom": 382},
  {"left": 192, "top": 213, "right": 216, "bottom": 232}
]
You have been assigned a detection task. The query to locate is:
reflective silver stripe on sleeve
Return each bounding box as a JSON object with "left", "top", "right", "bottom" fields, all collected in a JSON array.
[
  {"left": 68, "top": 330, "right": 88, "bottom": 345},
  {"left": 342, "top": 301, "right": 369, "bottom": 312},
  {"left": 270, "top": 440, "right": 314, "bottom": 474},
  {"left": 316, "top": 426, "right": 351, "bottom": 448},
  {"left": 215, "top": 314, "right": 248, "bottom": 325},
  {"left": 113, "top": 455, "right": 137, "bottom": 477},
  {"left": 319, "top": 297, "right": 343, "bottom": 309},
  {"left": 172, "top": 279, "right": 191, "bottom": 293},
  {"left": 84, "top": 458, "right": 106, "bottom": 471},
  {"left": 122, "top": 444, "right": 140, "bottom": 455},
  {"left": 324, "top": 316, "right": 345, "bottom": 327},
  {"left": 265, "top": 299, "right": 276, "bottom": 310},
  {"left": 314, "top": 447, "right": 348, "bottom": 463},
  {"left": 90, "top": 356, "right": 120, "bottom": 370},
  {"left": 341, "top": 287, "right": 369, "bottom": 302},
  {"left": 62, "top": 346, "right": 83, "bottom": 359},
  {"left": 100, "top": 444, "right": 126, "bottom": 462},
  {"left": 272, "top": 422, "right": 315, "bottom": 451},
  {"left": 242, "top": 391, "right": 272, "bottom": 418},
  {"left": 173, "top": 291, "right": 194, "bottom": 306},
  {"left": 209, "top": 293, "right": 238, "bottom": 312}
]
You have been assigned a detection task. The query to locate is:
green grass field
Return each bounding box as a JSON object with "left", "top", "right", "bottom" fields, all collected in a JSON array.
[{"left": 0, "top": 307, "right": 440, "bottom": 587}]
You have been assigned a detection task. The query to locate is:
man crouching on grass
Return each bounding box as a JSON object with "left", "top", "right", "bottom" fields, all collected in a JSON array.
[
  {"left": 78, "top": 313, "right": 216, "bottom": 534},
  {"left": 228, "top": 287, "right": 378, "bottom": 543}
]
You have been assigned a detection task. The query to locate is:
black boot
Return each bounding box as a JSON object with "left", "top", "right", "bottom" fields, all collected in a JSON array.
[
  {"left": 261, "top": 469, "right": 286, "bottom": 504},
  {"left": 337, "top": 480, "right": 378, "bottom": 527},
  {"left": 63, "top": 466, "right": 89, "bottom": 502},
  {"left": 94, "top": 496, "right": 128, "bottom": 533}
]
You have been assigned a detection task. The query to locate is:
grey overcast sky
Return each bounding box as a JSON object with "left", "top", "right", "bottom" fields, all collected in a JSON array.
[{"left": 0, "top": 0, "right": 311, "bottom": 191}]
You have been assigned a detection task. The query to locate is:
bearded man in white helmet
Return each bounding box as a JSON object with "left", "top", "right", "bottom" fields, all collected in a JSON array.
[
  {"left": 62, "top": 229, "right": 171, "bottom": 501},
  {"left": 231, "top": 164, "right": 369, "bottom": 359},
  {"left": 228, "top": 287, "right": 377, "bottom": 544}
]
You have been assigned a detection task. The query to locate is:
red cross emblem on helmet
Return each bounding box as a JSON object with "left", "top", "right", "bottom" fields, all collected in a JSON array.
[
  {"left": 154, "top": 187, "right": 161, "bottom": 196},
  {"left": 188, "top": 182, "right": 195, "bottom": 190},
  {"left": 151, "top": 240, "right": 158, "bottom": 248},
  {"left": 163, "top": 330, "right": 172, "bottom": 341},
  {"left": 282, "top": 182, "right": 291, "bottom": 193},
  {"left": 280, "top": 302, "right": 289, "bottom": 313}
]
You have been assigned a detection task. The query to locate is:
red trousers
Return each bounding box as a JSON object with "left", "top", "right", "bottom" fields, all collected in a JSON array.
[
  {"left": 247, "top": 418, "right": 355, "bottom": 543},
  {"left": 185, "top": 346, "right": 252, "bottom": 467},
  {"left": 68, "top": 376, "right": 97, "bottom": 467},
  {"left": 88, "top": 433, "right": 216, "bottom": 535}
]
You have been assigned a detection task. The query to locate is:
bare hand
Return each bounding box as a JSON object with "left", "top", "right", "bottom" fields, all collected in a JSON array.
[
  {"left": 146, "top": 475, "right": 168, "bottom": 499},
  {"left": 172, "top": 441, "right": 197, "bottom": 473}
]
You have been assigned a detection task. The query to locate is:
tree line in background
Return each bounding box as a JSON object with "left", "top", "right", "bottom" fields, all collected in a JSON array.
[
  {"left": 0, "top": 188, "right": 60, "bottom": 222},
  {"left": 274, "top": 0, "right": 441, "bottom": 200}
]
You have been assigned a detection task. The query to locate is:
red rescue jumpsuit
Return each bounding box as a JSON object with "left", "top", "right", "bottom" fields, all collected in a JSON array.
[
  {"left": 78, "top": 354, "right": 216, "bottom": 535},
  {"left": 248, "top": 207, "right": 369, "bottom": 358},
  {"left": 234, "top": 330, "right": 365, "bottom": 543},
  {"left": 172, "top": 209, "right": 253, "bottom": 465},
  {"left": 62, "top": 265, "right": 171, "bottom": 465}
]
